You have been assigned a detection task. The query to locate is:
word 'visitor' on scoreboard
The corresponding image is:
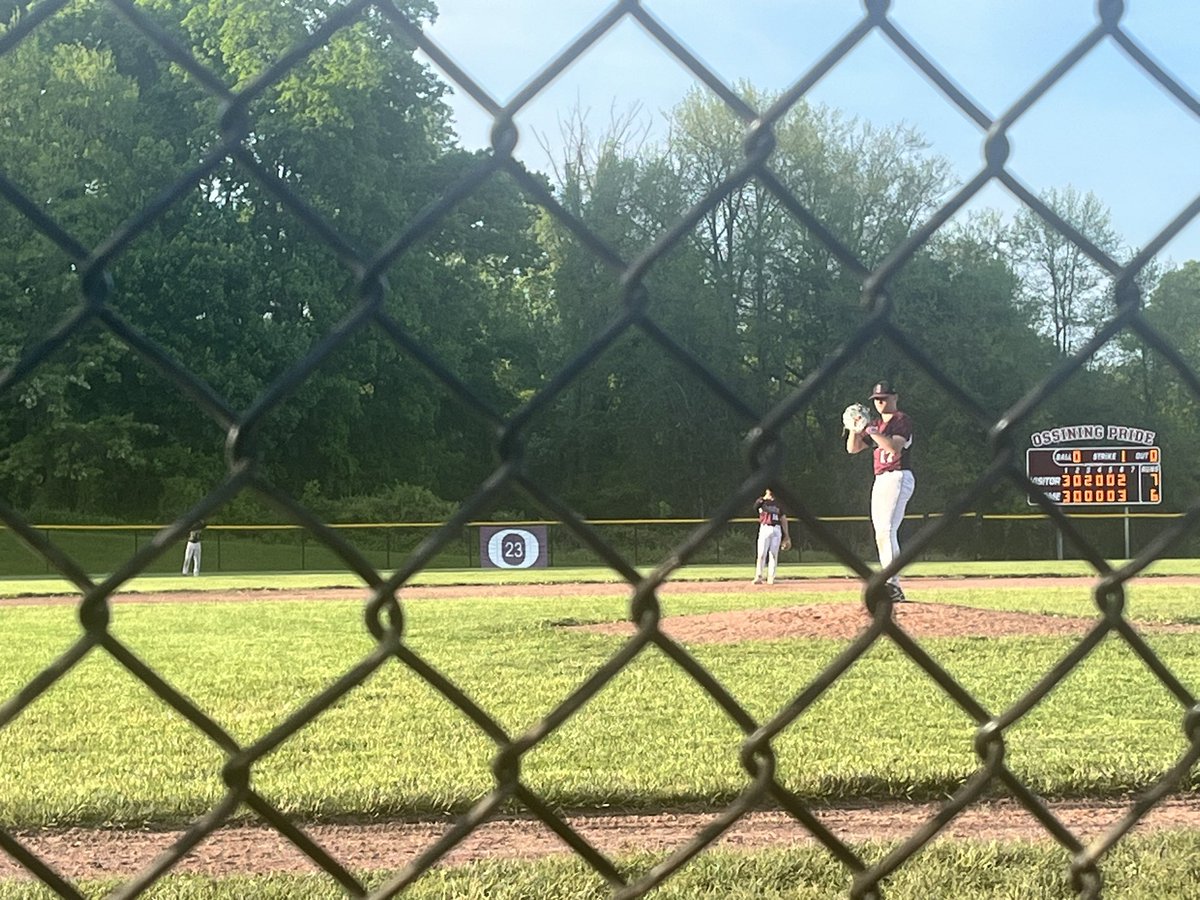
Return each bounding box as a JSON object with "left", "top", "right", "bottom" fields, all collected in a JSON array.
[{"left": 1026, "top": 445, "right": 1162, "bottom": 506}]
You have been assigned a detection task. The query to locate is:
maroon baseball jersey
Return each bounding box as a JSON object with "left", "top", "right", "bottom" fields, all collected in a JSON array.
[
  {"left": 873, "top": 411, "right": 913, "bottom": 475},
  {"left": 756, "top": 497, "right": 784, "bottom": 525}
]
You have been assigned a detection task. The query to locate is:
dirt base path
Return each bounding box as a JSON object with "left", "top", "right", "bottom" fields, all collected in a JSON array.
[{"left": 5, "top": 799, "right": 1200, "bottom": 879}]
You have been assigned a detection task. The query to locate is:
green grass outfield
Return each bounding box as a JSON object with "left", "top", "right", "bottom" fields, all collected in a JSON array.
[{"left": 2, "top": 564, "right": 1199, "bottom": 897}]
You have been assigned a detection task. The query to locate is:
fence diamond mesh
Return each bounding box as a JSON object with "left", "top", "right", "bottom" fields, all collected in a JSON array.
[{"left": 2, "top": 1, "right": 1199, "bottom": 898}]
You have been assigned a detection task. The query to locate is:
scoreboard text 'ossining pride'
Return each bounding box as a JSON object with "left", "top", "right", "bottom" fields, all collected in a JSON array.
[{"left": 1029, "top": 425, "right": 1157, "bottom": 447}]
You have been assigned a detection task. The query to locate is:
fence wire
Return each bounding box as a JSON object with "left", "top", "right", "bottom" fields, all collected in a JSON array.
[{"left": 1, "top": 1, "right": 1199, "bottom": 898}]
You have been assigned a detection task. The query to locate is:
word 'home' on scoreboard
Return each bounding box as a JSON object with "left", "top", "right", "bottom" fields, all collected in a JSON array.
[{"left": 1026, "top": 446, "right": 1162, "bottom": 506}]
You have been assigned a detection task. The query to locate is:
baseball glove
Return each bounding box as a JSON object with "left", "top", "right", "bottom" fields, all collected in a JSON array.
[{"left": 842, "top": 402, "right": 871, "bottom": 433}]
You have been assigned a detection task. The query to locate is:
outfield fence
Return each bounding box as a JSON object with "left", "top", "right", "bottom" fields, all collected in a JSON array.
[
  {"left": 3, "top": 2, "right": 1200, "bottom": 899},
  {"left": 2, "top": 511, "right": 1198, "bottom": 577}
]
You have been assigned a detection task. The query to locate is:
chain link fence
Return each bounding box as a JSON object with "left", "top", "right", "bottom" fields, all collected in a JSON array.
[{"left": 2, "top": 1, "right": 1199, "bottom": 897}]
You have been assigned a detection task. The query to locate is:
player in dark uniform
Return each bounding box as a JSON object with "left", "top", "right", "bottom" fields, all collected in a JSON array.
[
  {"left": 845, "top": 381, "right": 914, "bottom": 601},
  {"left": 752, "top": 488, "right": 791, "bottom": 585}
]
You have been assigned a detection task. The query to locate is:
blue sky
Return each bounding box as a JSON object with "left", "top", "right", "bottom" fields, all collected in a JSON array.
[{"left": 420, "top": 1, "right": 1200, "bottom": 267}]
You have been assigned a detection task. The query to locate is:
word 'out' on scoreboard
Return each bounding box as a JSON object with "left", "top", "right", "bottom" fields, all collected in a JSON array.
[{"left": 1026, "top": 446, "right": 1162, "bottom": 506}]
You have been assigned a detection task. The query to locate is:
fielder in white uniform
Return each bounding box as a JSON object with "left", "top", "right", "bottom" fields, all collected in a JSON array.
[
  {"left": 182, "top": 523, "right": 204, "bottom": 576},
  {"left": 845, "top": 381, "right": 914, "bottom": 602},
  {"left": 752, "top": 488, "right": 791, "bottom": 585}
]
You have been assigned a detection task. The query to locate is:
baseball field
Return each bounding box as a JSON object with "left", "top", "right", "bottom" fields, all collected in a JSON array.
[{"left": 3, "top": 562, "right": 1200, "bottom": 898}]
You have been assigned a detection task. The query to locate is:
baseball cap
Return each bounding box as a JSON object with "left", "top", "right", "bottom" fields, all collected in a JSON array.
[{"left": 869, "top": 380, "right": 897, "bottom": 399}]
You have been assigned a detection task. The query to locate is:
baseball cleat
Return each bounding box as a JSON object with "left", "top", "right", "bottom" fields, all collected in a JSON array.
[{"left": 886, "top": 583, "right": 907, "bottom": 603}]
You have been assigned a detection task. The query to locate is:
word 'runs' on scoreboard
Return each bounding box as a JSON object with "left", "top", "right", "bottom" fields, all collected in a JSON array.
[{"left": 1026, "top": 446, "right": 1162, "bottom": 506}]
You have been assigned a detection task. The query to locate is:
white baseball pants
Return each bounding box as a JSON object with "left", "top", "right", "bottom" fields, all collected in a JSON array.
[
  {"left": 871, "top": 469, "right": 914, "bottom": 584},
  {"left": 182, "top": 541, "right": 202, "bottom": 575},
  {"left": 755, "top": 524, "right": 782, "bottom": 582}
]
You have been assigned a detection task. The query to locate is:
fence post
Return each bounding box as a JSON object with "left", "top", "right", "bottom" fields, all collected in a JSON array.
[
  {"left": 300, "top": 530, "right": 306, "bottom": 571},
  {"left": 1123, "top": 506, "right": 1131, "bottom": 560}
]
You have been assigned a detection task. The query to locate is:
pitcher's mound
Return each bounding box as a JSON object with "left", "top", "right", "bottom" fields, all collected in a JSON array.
[{"left": 572, "top": 602, "right": 1197, "bottom": 643}]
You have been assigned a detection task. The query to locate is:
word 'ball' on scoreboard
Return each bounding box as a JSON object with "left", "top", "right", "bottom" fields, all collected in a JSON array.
[{"left": 1026, "top": 446, "right": 1162, "bottom": 506}]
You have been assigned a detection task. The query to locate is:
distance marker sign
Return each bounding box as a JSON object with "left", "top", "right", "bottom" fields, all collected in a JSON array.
[
  {"left": 1026, "top": 446, "right": 1162, "bottom": 506},
  {"left": 479, "top": 525, "right": 548, "bottom": 568}
]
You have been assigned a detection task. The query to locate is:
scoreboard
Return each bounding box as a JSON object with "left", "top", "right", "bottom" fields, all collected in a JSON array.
[{"left": 1026, "top": 446, "right": 1162, "bottom": 506}]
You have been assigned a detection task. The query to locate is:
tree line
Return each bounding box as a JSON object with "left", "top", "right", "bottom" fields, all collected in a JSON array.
[{"left": 1, "top": 0, "right": 1197, "bottom": 527}]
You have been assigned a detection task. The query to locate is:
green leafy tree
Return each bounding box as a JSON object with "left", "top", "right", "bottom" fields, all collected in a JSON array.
[
  {"left": 669, "top": 87, "right": 952, "bottom": 399},
  {"left": 1012, "top": 186, "right": 1123, "bottom": 356},
  {"left": 523, "top": 116, "right": 746, "bottom": 516},
  {"left": 1106, "top": 261, "right": 1200, "bottom": 505},
  {"left": 0, "top": 22, "right": 183, "bottom": 513},
  {"left": 0, "top": 0, "right": 544, "bottom": 520},
  {"left": 665, "top": 88, "right": 957, "bottom": 512}
]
